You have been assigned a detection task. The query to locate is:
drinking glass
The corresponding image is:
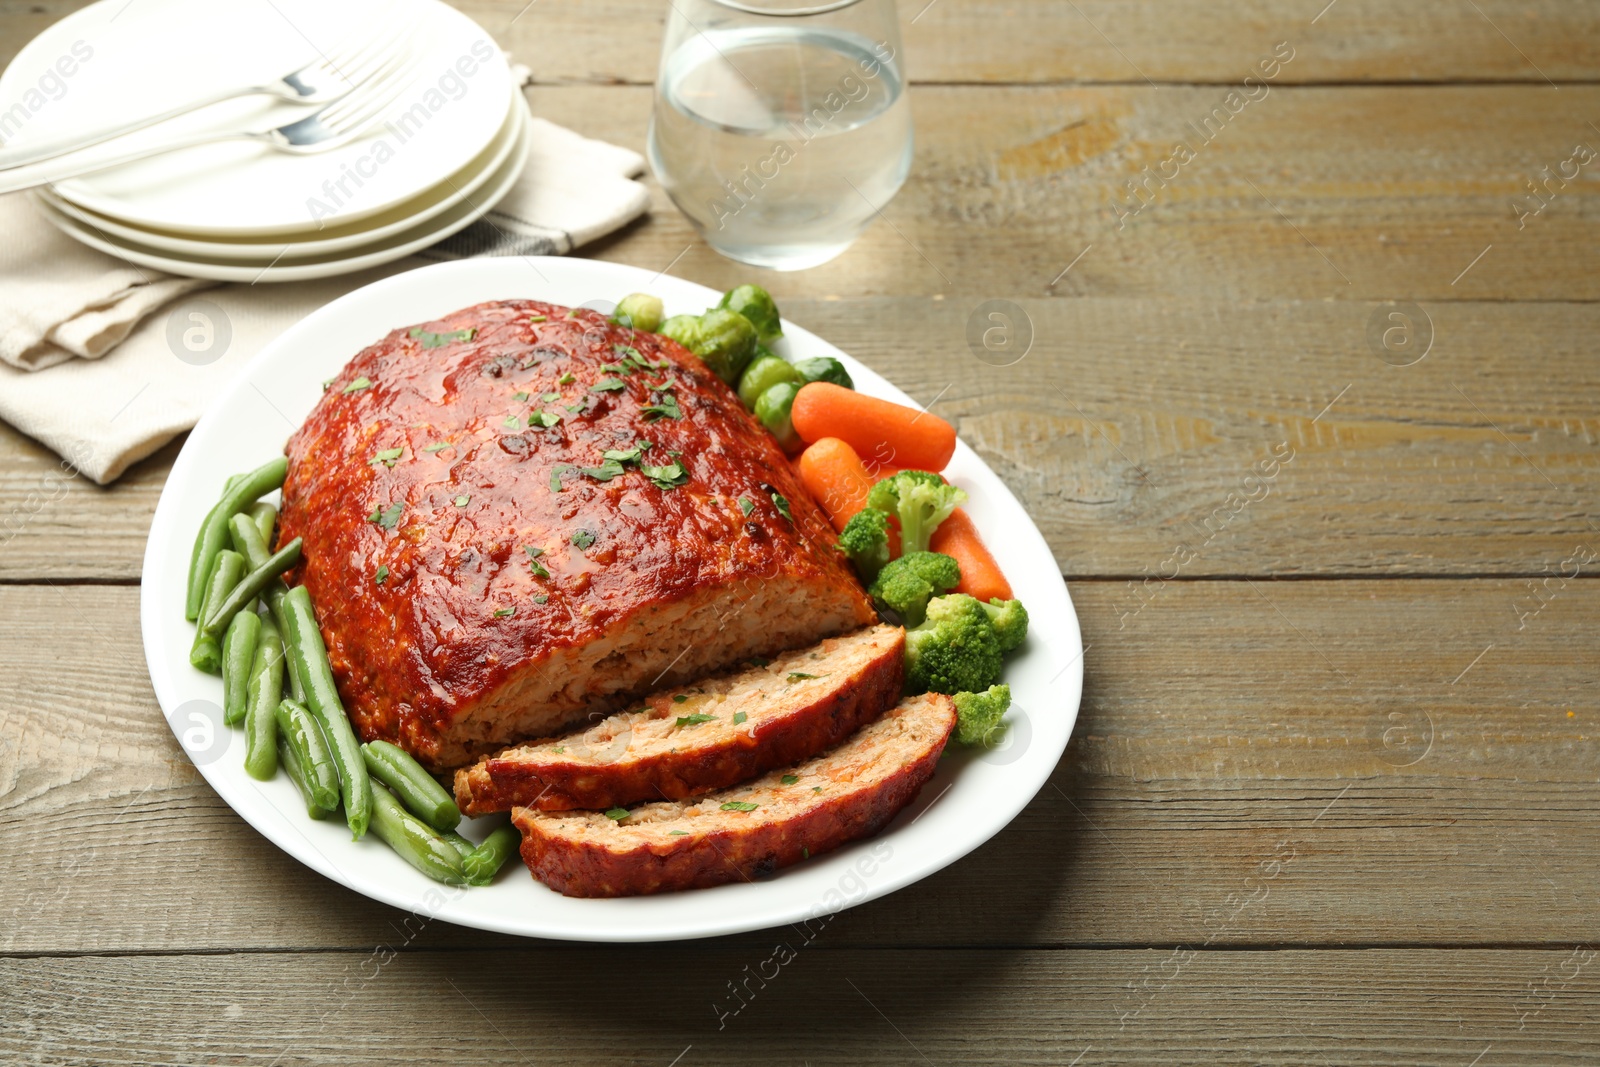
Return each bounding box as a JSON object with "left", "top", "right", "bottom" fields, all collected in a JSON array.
[{"left": 647, "top": 0, "right": 913, "bottom": 271}]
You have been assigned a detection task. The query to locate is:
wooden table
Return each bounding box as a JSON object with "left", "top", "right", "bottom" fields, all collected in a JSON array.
[{"left": 4, "top": 1, "right": 1597, "bottom": 1062}]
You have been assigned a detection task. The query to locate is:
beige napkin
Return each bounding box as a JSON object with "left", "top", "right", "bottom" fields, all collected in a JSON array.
[{"left": 0, "top": 111, "right": 650, "bottom": 483}]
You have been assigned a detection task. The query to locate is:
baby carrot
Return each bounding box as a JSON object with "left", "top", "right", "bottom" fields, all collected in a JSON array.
[
  {"left": 930, "top": 508, "right": 1013, "bottom": 602},
  {"left": 790, "top": 383, "right": 957, "bottom": 473},
  {"left": 797, "top": 437, "right": 876, "bottom": 532}
]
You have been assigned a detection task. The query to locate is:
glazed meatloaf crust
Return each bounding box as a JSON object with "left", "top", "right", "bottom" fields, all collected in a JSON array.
[
  {"left": 456, "top": 623, "right": 905, "bottom": 814},
  {"left": 514, "top": 692, "right": 956, "bottom": 897},
  {"left": 277, "top": 300, "right": 876, "bottom": 770}
]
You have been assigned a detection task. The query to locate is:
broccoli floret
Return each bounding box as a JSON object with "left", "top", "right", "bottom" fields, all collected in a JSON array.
[
  {"left": 866, "top": 470, "right": 967, "bottom": 555},
  {"left": 952, "top": 684, "right": 1011, "bottom": 747},
  {"left": 979, "top": 597, "right": 1029, "bottom": 653},
  {"left": 839, "top": 508, "right": 891, "bottom": 583},
  {"left": 904, "top": 594, "right": 1004, "bottom": 695},
  {"left": 868, "top": 551, "right": 961, "bottom": 628}
]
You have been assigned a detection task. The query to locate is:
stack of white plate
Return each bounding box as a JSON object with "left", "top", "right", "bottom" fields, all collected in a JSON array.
[{"left": 0, "top": 0, "right": 525, "bottom": 282}]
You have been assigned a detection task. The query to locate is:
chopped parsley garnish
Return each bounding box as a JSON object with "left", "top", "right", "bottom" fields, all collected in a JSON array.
[
  {"left": 453, "top": 494, "right": 470, "bottom": 507},
  {"left": 343, "top": 377, "right": 373, "bottom": 394},
  {"left": 613, "top": 344, "right": 643, "bottom": 361},
  {"left": 525, "top": 546, "right": 550, "bottom": 578},
  {"left": 549, "top": 464, "right": 576, "bottom": 492},
  {"left": 781, "top": 774, "right": 799, "bottom": 785},
  {"left": 503, "top": 415, "right": 521, "bottom": 430},
  {"left": 552, "top": 746, "right": 564, "bottom": 753},
  {"left": 669, "top": 830, "right": 688, "bottom": 836},
  {"left": 370, "top": 447, "right": 403, "bottom": 468},
  {"left": 567, "top": 308, "right": 582, "bottom": 318},
  {"left": 529, "top": 315, "right": 547, "bottom": 323},
  {"left": 558, "top": 372, "right": 575, "bottom": 385},
  {"left": 493, "top": 607, "right": 515, "bottom": 618},
  {"left": 410, "top": 326, "right": 475, "bottom": 348},
  {"left": 590, "top": 377, "right": 627, "bottom": 393},
  {"left": 513, "top": 391, "right": 530, "bottom": 402},
  {"left": 374, "top": 564, "right": 390, "bottom": 585},
  {"left": 732, "top": 711, "right": 748, "bottom": 725},
  {"left": 787, "top": 672, "right": 820, "bottom": 682},
  {"left": 579, "top": 459, "right": 627, "bottom": 482},
  {"left": 770, "top": 492, "right": 794, "bottom": 522},
  {"left": 641, "top": 462, "right": 688, "bottom": 490},
  {"left": 672, "top": 694, "right": 688, "bottom": 704},
  {"left": 600, "top": 363, "right": 627, "bottom": 374},
  {"left": 571, "top": 528, "right": 597, "bottom": 550},
  {"left": 641, "top": 394, "right": 682, "bottom": 420},
  {"left": 748, "top": 657, "right": 771, "bottom": 668},
  {"left": 604, "top": 807, "right": 629, "bottom": 821},
  {"left": 738, "top": 496, "right": 755, "bottom": 517},
  {"left": 368, "top": 502, "right": 403, "bottom": 530},
  {"left": 721, "top": 801, "right": 759, "bottom": 813},
  {"left": 533, "top": 594, "right": 549, "bottom": 604},
  {"left": 541, "top": 392, "right": 561, "bottom": 403},
  {"left": 528, "top": 410, "right": 562, "bottom": 429},
  {"left": 801, "top": 845, "right": 809, "bottom": 859},
  {"left": 675, "top": 712, "right": 716, "bottom": 728},
  {"left": 422, "top": 442, "right": 451, "bottom": 453},
  {"left": 602, "top": 442, "right": 651, "bottom": 464},
  {"left": 813, "top": 786, "right": 823, "bottom": 794}
]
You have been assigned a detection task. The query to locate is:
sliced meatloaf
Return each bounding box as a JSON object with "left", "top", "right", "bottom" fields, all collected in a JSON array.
[
  {"left": 513, "top": 692, "right": 956, "bottom": 897},
  {"left": 455, "top": 623, "right": 904, "bottom": 814},
  {"left": 276, "top": 299, "right": 876, "bottom": 770}
]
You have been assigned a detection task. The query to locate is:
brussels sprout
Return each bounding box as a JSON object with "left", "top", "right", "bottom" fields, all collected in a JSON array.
[
  {"left": 754, "top": 381, "right": 803, "bottom": 453},
  {"left": 792, "top": 355, "right": 854, "bottom": 390},
  {"left": 689, "top": 308, "right": 760, "bottom": 385},
  {"left": 658, "top": 314, "right": 705, "bottom": 351},
  {"left": 737, "top": 354, "right": 803, "bottom": 410},
  {"left": 613, "top": 292, "right": 664, "bottom": 333},
  {"left": 718, "top": 284, "right": 783, "bottom": 342}
]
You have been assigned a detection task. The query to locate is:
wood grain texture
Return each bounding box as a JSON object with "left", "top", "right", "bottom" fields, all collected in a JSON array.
[
  {"left": 4, "top": 581, "right": 1595, "bottom": 954},
  {"left": 4, "top": 948, "right": 1597, "bottom": 1065},
  {"left": 4, "top": 294, "right": 1594, "bottom": 581},
  {"left": 9, "top": 0, "right": 1600, "bottom": 85}
]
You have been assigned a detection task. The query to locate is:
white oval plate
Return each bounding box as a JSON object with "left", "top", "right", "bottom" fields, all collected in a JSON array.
[
  {"left": 33, "top": 82, "right": 522, "bottom": 261},
  {"left": 32, "top": 96, "right": 529, "bottom": 282},
  {"left": 140, "top": 258, "right": 1083, "bottom": 942},
  {"left": 1, "top": 0, "right": 512, "bottom": 236}
]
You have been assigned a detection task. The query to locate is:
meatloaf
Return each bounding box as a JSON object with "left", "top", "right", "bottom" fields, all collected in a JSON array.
[
  {"left": 276, "top": 300, "right": 876, "bottom": 770},
  {"left": 455, "top": 623, "right": 904, "bottom": 814},
  {"left": 514, "top": 692, "right": 956, "bottom": 897}
]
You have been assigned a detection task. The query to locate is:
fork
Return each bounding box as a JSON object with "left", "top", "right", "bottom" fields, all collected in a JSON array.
[
  {"left": 0, "top": 25, "right": 410, "bottom": 171},
  {"left": 0, "top": 51, "right": 418, "bottom": 195}
]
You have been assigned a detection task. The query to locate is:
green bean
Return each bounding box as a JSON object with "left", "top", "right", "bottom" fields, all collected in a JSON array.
[
  {"left": 221, "top": 608, "right": 261, "bottom": 726},
  {"left": 278, "top": 737, "right": 330, "bottom": 820},
  {"left": 276, "top": 584, "right": 371, "bottom": 839},
  {"left": 200, "top": 537, "right": 302, "bottom": 640},
  {"left": 274, "top": 699, "right": 339, "bottom": 813},
  {"left": 360, "top": 740, "right": 460, "bottom": 832},
  {"left": 462, "top": 823, "right": 521, "bottom": 886},
  {"left": 369, "top": 783, "right": 466, "bottom": 885},
  {"left": 243, "top": 616, "right": 285, "bottom": 781},
  {"left": 189, "top": 550, "right": 245, "bottom": 673},
  {"left": 441, "top": 831, "right": 478, "bottom": 859},
  {"left": 228, "top": 513, "right": 302, "bottom": 703},
  {"left": 186, "top": 457, "right": 288, "bottom": 620},
  {"left": 249, "top": 501, "right": 277, "bottom": 545}
]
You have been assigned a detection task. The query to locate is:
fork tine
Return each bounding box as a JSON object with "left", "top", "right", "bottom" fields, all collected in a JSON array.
[{"left": 317, "top": 54, "right": 419, "bottom": 137}]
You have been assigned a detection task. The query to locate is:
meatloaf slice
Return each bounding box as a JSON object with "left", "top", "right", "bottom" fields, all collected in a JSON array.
[
  {"left": 513, "top": 692, "right": 956, "bottom": 897},
  {"left": 455, "top": 623, "right": 904, "bottom": 814},
  {"left": 277, "top": 299, "right": 876, "bottom": 770}
]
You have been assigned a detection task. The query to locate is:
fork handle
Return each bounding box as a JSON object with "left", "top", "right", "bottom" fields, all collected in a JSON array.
[
  {"left": 0, "top": 127, "right": 248, "bottom": 196},
  {"left": 0, "top": 85, "right": 265, "bottom": 171}
]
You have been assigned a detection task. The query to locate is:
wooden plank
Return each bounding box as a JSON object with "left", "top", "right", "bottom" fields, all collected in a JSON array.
[
  {"left": 3, "top": 948, "right": 1596, "bottom": 1065},
  {"left": 9, "top": 0, "right": 1600, "bottom": 85},
  {"left": 4, "top": 580, "right": 1595, "bottom": 954},
  {"left": 534, "top": 84, "right": 1600, "bottom": 303},
  {"left": 4, "top": 293, "right": 1594, "bottom": 580}
]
